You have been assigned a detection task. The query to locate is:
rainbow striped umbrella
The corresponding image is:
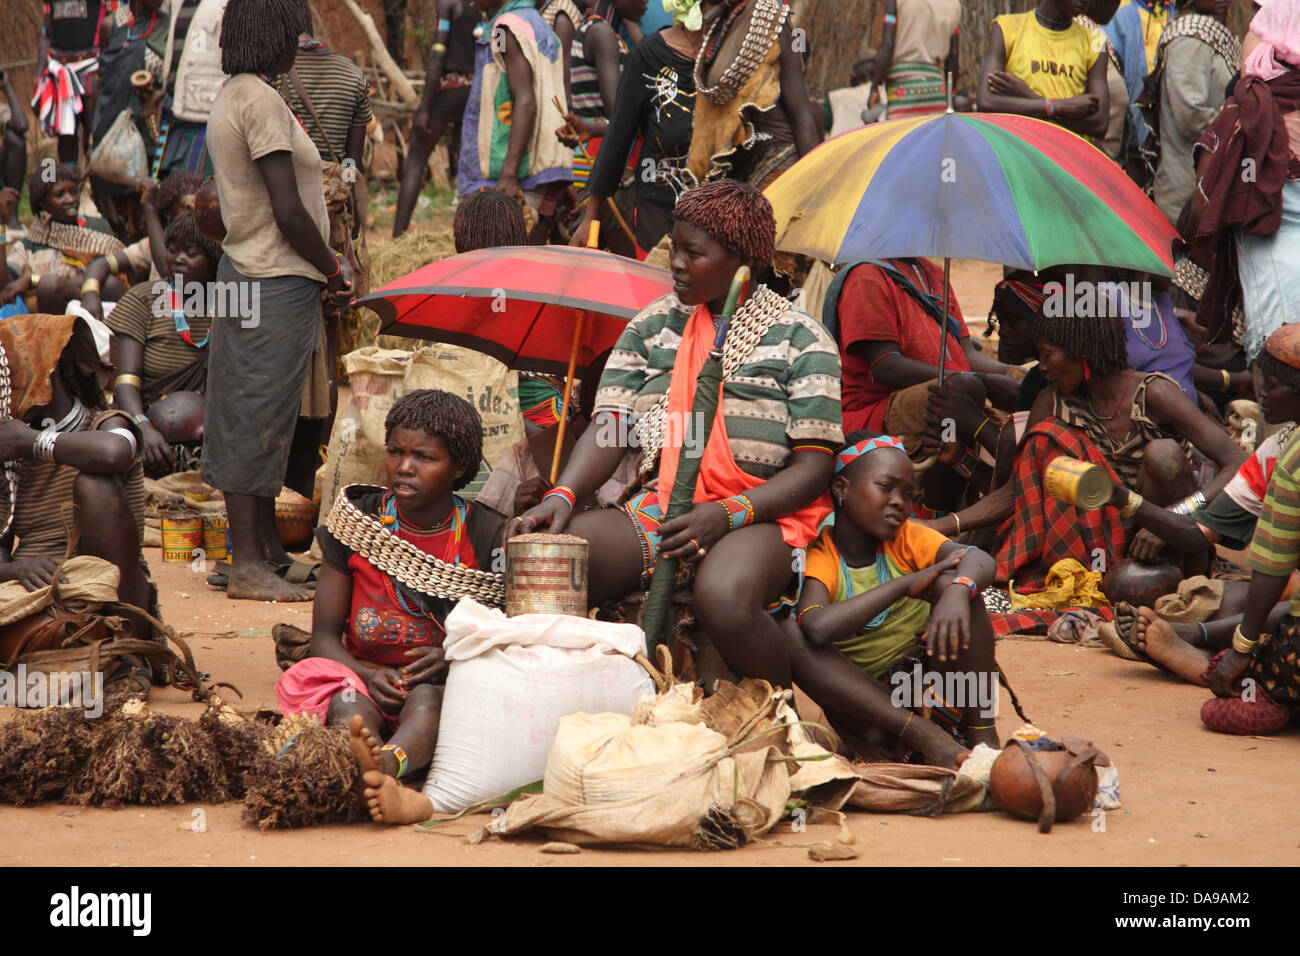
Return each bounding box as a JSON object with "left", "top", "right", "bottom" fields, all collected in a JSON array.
[{"left": 766, "top": 111, "right": 1177, "bottom": 275}]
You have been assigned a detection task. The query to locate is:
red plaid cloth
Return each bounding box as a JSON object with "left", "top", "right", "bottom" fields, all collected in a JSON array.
[
  {"left": 989, "top": 606, "right": 1113, "bottom": 638},
  {"left": 994, "top": 420, "right": 1131, "bottom": 592}
]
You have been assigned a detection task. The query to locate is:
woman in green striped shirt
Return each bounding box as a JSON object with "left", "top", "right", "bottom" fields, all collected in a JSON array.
[{"left": 508, "top": 179, "right": 843, "bottom": 683}]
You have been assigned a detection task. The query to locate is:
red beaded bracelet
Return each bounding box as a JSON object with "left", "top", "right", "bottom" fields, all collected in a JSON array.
[{"left": 543, "top": 485, "right": 577, "bottom": 510}]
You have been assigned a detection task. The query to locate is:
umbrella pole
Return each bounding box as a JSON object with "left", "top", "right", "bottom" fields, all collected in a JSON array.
[
  {"left": 551, "top": 311, "right": 585, "bottom": 484},
  {"left": 937, "top": 256, "right": 952, "bottom": 387},
  {"left": 550, "top": 223, "right": 601, "bottom": 484}
]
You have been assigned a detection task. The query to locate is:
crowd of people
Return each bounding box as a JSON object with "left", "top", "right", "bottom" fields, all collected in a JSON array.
[{"left": 3, "top": 0, "right": 1300, "bottom": 820}]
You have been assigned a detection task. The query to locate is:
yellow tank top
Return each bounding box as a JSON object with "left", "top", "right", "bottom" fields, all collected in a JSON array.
[{"left": 994, "top": 11, "right": 1102, "bottom": 101}]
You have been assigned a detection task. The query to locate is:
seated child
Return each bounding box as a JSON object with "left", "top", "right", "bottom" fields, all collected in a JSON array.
[
  {"left": 791, "top": 431, "right": 1001, "bottom": 766},
  {"left": 276, "top": 389, "right": 506, "bottom": 789}
]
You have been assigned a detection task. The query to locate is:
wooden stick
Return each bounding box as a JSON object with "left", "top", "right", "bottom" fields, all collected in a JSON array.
[
  {"left": 339, "top": 0, "right": 419, "bottom": 106},
  {"left": 552, "top": 95, "right": 637, "bottom": 248}
]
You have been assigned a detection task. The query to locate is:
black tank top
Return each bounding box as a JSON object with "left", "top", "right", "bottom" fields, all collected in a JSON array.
[
  {"left": 47, "top": 0, "right": 104, "bottom": 53},
  {"left": 443, "top": 1, "right": 482, "bottom": 76}
]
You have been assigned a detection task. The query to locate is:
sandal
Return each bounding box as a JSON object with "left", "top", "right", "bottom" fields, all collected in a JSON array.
[{"left": 1096, "top": 603, "right": 1152, "bottom": 663}]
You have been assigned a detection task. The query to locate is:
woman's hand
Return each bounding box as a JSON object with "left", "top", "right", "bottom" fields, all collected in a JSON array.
[
  {"left": 513, "top": 475, "right": 551, "bottom": 514},
  {"left": 325, "top": 255, "right": 355, "bottom": 300},
  {"left": 0, "top": 556, "right": 60, "bottom": 591},
  {"left": 1209, "top": 647, "right": 1252, "bottom": 698},
  {"left": 137, "top": 177, "right": 159, "bottom": 210},
  {"left": 926, "top": 582, "right": 975, "bottom": 664},
  {"left": 364, "top": 666, "right": 408, "bottom": 712},
  {"left": 0, "top": 280, "right": 22, "bottom": 305},
  {"left": 401, "top": 644, "right": 448, "bottom": 686},
  {"left": 504, "top": 495, "right": 573, "bottom": 542},
  {"left": 656, "top": 501, "right": 730, "bottom": 564},
  {"left": 496, "top": 173, "right": 524, "bottom": 203},
  {"left": 1128, "top": 528, "right": 1167, "bottom": 562},
  {"left": 907, "top": 550, "right": 964, "bottom": 599},
  {"left": 139, "top": 419, "right": 175, "bottom": 474},
  {"left": 569, "top": 211, "right": 597, "bottom": 247}
]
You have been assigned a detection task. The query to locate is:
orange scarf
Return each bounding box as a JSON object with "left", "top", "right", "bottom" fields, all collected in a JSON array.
[{"left": 655, "top": 304, "right": 830, "bottom": 548}]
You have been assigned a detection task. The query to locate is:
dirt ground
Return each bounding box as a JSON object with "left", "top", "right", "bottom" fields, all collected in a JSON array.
[{"left": 3, "top": 260, "right": 1298, "bottom": 867}]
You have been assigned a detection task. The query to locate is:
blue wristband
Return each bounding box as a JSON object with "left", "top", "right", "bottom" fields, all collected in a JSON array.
[{"left": 438, "top": 17, "right": 452, "bottom": 31}]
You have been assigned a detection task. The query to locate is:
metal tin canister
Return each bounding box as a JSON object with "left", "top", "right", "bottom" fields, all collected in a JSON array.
[
  {"left": 1044, "top": 456, "right": 1114, "bottom": 510},
  {"left": 160, "top": 513, "right": 204, "bottom": 563},
  {"left": 202, "top": 512, "right": 229, "bottom": 561},
  {"left": 506, "top": 533, "right": 588, "bottom": 617}
]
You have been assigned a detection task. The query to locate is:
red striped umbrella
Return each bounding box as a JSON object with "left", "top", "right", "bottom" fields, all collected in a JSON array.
[{"left": 357, "top": 244, "right": 673, "bottom": 376}]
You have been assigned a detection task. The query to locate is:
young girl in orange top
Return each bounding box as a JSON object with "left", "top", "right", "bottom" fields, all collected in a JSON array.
[{"left": 791, "top": 431, "right": 1001, "bottom": 766}]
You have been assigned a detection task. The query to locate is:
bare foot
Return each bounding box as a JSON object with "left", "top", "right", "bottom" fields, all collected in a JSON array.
[
  {"left": 226, "top": 562, "right": 312, "bottom": 602},
  {"left": 362, "top": 769, "right": 435, "bottom": 824},
  {"left": 347, "top": 714, "right": 384, "bottom": 777},
  {"left": 1134, "top": 608, "right": 1212, "bottom": 686},
  {"left": 904, "top": 715, "right": 970, "bottom": 770}
]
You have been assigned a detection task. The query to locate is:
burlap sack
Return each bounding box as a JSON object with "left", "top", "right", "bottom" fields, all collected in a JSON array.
[
  {"left": 486, "top": 739, "right": 791, "bottom": 850},
  {"left": 1152, "top": 575, "right": 1224, "bottom": 623},
  {"left": 403, "top": 344, "right": 524, "bottom": 500},
  {"left": 845, "top": 762, "right": 989, "bottom": 815}
]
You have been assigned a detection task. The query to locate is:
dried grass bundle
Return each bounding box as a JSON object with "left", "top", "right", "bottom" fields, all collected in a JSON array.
[
  {"left": 241, "top": 723, "right": 368, "bottom": 830},
  {"left": 197, "top": 699, "right": 276, "bottom": 800},
  {"left": 0, "top": 708, "right": 97, "bottom": 805},
  {"left": 64, "top": 709, "right": 231, "bottom": 807},
  {"left": 355, "top": 228, "right": 456, "bottom": 352}
]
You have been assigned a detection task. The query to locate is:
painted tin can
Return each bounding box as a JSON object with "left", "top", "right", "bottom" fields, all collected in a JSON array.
[
  {"left": 505, "top": 533, "right": 588, "bottom": 617},
  {"left": 1044, "top": 456, "right": 1114, "bottom": 510},
  {"left": 161, "top": 513, "right": 204, "bottom": 563},
  {"left": 202, "top": 512, "right": 229, "bottom": 561}
]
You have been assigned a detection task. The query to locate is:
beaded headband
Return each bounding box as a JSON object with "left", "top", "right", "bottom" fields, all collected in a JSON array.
[{"left": 834, "top": 436, "right": 905, "bottom": 475}]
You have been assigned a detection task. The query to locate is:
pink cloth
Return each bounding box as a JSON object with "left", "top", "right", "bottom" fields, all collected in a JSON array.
[
  {"left": 275, "top": 657, "right": 385, "bottom": 724},
  {"left": 1245, "top": 1, "right": 1300, "bottom": 80}
]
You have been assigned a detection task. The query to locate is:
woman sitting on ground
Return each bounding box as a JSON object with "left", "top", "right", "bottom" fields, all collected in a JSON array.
[
  {"left": 791, "top": 432, "right": 1001, "bottom": 766},
  {"left": 947, "top": 297, "right": 1246, "bottom": 592},
  {"left": 80, "top": 172, "right": 206, "bottom": 321},
  {"left": 2, "top": 164, "right": 126, "bottom": 314},
  {"left": 1199, "top": 408, "right": 1300, "bottom": 736},
  {"left": 1101, "top": 324, "right": 1300, "bottom": 681},
  {"left": 514, "top": 178, "right": 844, "bottom": 686},
  {"left": 106, "top": 213, "right": 220, "bottom": 477},
  {"left": 278, "top": 389, "right": 505, "bottom": 790},
  {"left": 0, "top": 314, "right": 155, "bottom": 694}
]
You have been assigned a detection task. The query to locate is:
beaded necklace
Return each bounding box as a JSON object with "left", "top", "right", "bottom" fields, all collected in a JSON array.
[
  {"left": 379, "top": 491, "right": 468, "bottom": 618},
  {"left": 838, "top": 547, "right": 895, "bottom": 631},
  {"left": 122, "top": 6, "right": 156, "bottom": 49},
  {"left": 1088, "top": 370, "right": 1131, "bottom": 422},
  {"left": 163, "top": 284, "right": 209, "bottom": 348}
]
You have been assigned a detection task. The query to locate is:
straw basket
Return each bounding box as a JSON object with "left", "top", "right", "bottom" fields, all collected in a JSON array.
[{"left": 505, "top": 533, "right": 588, "bottom": 617}]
